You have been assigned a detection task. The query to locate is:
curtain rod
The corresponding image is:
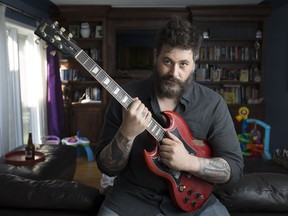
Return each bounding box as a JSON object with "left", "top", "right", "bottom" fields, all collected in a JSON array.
[{"left": 0, "top": 1, "right": 42, "bottom": 21}]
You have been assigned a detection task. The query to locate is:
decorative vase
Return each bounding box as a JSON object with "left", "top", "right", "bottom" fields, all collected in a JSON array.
[{"left": 80, "top": 23, "right": 90, "bottom": 38}]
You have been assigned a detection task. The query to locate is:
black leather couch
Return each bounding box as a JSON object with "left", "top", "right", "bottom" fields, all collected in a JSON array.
[
  {"left": 214, "top": 156, "right": 288, "bottom": 216},
  {"left": 0, "top": 173, "right": 104, "bottom": 216},
  {"left": 0, "top": 146, "right": 287, "bottom": 215},
  {"left": 0, "top": 145, "right": 77, "bottom": 180}
]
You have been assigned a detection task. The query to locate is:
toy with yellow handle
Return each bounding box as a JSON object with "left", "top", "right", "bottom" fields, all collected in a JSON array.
[{"left": 236, "top": 106, "right": 272, "bottom": 159}]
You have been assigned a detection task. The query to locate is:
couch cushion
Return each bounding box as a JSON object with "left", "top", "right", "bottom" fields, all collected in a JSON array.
[
  {"left": 214, "top": 173, "right": 288, "bottom": 213},
  {"left": 0, "top": 144, "right": 76, "bottom": 180},
  {"left": 273, "top": 147, "right": 288, "bottom": 170},
  {"left": 0, "top": 173, "right": 104, "bottom": 211}
]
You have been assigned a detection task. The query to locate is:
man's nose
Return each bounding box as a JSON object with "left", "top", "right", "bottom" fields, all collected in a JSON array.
[{"left": 169, "top": 64, "right": 180, "bottom": 77}]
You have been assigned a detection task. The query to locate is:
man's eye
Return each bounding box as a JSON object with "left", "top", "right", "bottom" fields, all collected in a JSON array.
[
  {"left": 164, "top": 59, "right": 171, "bottom": 65},
  {"left": 180, "top": 62, "right": 188, "bottom": 67}
]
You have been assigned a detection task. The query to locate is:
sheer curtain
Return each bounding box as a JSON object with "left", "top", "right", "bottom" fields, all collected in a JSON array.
[
  {"left": 0, "top": 4, "right": 11, "bottom": 156},
  {"left": 0, "top": 3, "right": 47, "bottom": 156}
]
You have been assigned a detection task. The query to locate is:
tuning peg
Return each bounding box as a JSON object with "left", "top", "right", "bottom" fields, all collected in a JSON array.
[
  {"left": 43, "top": 44, "right": 48, "bottom": 50},
  {"left": 60, "top": 27, "right": 66, "bottom": 35},
  {"left": 50, "top": 50, "right": 57, "bottom": 56},
  {"left": 35, "top": 38, "right": 41, "bottom": 45},
  {"left": 53, "top": 21, "right": 59, "bottom": 27},
  {"left": 68, "top": 33, "right": 73, "bottom": 40},
  {"left": 51, "top": 21, "right": 59, "bottom": 29}
]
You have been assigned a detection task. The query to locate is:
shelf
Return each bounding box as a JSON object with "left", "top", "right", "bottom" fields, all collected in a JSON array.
[
  {"left": 197, "top": 60, "right": 261, "bottom": 64},
  {"left": 197, "top": 81, "right": 261, "bottom": 86},
  {"left": 203, "top": 38, "right": 262, "bottom": 42}
]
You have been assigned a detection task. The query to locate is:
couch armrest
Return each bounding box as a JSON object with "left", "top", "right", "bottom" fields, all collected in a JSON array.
[
  {"left": 214, "top": 173, "right": 288, "bottom": 213},
  {"left": 0, "top": 173, "right": 104, "bottom": 211}
]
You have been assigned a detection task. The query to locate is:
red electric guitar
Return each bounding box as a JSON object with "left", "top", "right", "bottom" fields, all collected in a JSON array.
[{"left": 34, "top": 20, "right": 213, "bottom": 212}]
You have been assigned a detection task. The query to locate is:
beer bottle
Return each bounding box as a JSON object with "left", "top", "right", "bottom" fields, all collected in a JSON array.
[{"left": 25, "top": 132, "right": 35, "bottom": 160}]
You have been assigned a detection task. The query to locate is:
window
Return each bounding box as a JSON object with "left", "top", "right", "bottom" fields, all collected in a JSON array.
[{"left": 0, "top": 19, "right": 47, "bottom": 154}]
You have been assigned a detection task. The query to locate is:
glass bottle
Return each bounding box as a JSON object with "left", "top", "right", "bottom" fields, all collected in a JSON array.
[{"left": 25, "top": 132, "right": 35, "bottom": 160}]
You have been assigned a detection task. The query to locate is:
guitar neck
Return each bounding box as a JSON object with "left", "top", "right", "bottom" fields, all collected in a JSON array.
[{"left": 75, "top": 49, "right": 165, "bottom": 141}]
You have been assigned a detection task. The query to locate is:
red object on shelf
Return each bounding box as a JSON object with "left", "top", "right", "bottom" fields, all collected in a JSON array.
[{"left": 4, "top": 150, "right": 45, "bottom": 166}]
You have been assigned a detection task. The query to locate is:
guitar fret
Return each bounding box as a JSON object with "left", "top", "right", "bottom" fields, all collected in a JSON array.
[
  {"left": 113, "top": 87, "right": 120, "bottom": 95},
  {"left": 146, "top": 120, "right": 164, "bottom": 141},
  {"left": 103, "top": 77, "right": 111, "bottom": 85},
  {"left": 76, "top": 51, "right": 95, "bottom": 71},
  {"left": 91, "top": 67, "right": 100, "bottom": 75}
]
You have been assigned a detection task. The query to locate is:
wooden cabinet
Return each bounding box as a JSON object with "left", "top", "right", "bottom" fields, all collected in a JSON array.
[
  {"left": 54, "top": 6, "right": 111, "bottom": 144},
  {"left": 70, "top": 104, "right": 106, "bottom": 143}
]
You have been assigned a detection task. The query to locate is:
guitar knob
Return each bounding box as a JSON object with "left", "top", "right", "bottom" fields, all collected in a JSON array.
[
  {"left": 183, "top": 197, "right": 190, "bottom": 203},
  {"left": 191, "top": 201, "right": 198, "bottom": 207},
  {"left": 187, "top": 189, "right": 193, "bottom": 195},
  {"left": 178, "top": 185, "right": 186, "bottom": 192},
  {"left": 195, "top": 193, "right": 204, "bottom": 200}
]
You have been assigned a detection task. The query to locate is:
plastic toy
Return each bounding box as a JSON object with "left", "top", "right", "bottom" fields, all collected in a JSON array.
[
  {"left": 236, "top": 106, "right": 271, "bottom": 159},
  {"left": 61, "top": 130, "right": 94, "bottom": 162}
]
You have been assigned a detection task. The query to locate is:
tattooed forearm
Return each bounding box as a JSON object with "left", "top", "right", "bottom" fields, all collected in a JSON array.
[
  {"left": 99, "top": 130, "right": 134, "bottom": 173},
  {"left": 195, "top": 157, "right": 231, "bottom": 184}
]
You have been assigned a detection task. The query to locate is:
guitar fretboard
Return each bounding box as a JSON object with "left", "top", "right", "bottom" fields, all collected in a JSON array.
[{"left": 75, "top": 50, "right": 165, "bottom": 141}]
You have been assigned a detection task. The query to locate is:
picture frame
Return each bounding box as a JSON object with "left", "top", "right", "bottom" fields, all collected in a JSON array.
[
  {"left": 211, "top": 68, "right": 221, "bottom": 82},
  {"left": 69, "top": 25, "right": 80, "bottom": 38},
  {"left": 95, "top": 25, "right": 102, "bottom": 38}
]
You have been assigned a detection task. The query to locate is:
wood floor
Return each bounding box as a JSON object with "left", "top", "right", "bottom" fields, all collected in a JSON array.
[{"left": 73, "top": 156, "right": 102, "bottom": 188}]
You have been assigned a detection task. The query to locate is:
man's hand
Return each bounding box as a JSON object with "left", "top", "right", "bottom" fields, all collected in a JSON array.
[
  {"left": 159, "top": 131, "right": 195, "bottom": 171},
  {"left": 159, "top": 131, "right": 231, "bottom": 184},
  {"left": 119, "top": 98, "right": 152, "bottom": 140}
]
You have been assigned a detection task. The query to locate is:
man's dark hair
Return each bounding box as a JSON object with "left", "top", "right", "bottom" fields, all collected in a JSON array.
[{"left": 154, "top": 16, "right": 202, "bottom": 60}]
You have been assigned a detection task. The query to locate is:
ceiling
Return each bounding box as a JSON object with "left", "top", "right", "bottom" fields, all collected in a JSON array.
[{"left": 50, "top": 0, "right": 264, "bottom": 8}]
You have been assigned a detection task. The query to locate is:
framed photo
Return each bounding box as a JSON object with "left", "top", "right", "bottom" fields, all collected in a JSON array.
[
  {"left": 211, "top": 68, "right": 221, "bottom": 82},
  {"left": 69, "top": 25, "right": 80, "bottom": 38},
  {"left": 95, "top": 25, "right": 102, "bottom": 38}
]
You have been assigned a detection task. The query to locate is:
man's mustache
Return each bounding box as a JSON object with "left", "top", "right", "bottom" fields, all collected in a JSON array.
[{"left": 161, "top": 76, "right": 182, "bottom": 85}]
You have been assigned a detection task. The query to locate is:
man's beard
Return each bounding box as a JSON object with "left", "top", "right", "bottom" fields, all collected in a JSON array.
[{"left": 154, "top": 73, "right": 193, "bottom": 99}]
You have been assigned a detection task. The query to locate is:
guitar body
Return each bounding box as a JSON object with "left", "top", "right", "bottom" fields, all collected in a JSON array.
[{"left": 144, "top": 111, "right": 213, "bottom": 212}]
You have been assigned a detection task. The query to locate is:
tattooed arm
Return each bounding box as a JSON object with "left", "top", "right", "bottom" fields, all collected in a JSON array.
[
  {"left": 98, "top": 130, "right": 133, "bottom": 173},
  {"left": 159, "top": 131, "right": 231, "bottom": 184},
  {"left": 98, "top": 98, "right": 152, "bottom": 174},
  {"left": 192, "top": 157, "right": 231, "bottom": 184}
]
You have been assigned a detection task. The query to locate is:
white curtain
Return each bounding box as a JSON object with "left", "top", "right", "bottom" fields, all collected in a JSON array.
[
  {"left": 0, "top": 4, "right": 11, "bottom": 156},
  {"left": 0, "top": 3, "right": 47, "bottom": 156},
  {"left": 19, "top": 27, "right": 47, "bottom": 144}
]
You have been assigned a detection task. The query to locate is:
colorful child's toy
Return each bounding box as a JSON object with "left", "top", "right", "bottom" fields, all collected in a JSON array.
[
  {"left": 236, "top": 106, "right": 271, "bottom": 159},
  {"left": 61, "top": 130, "right": 94, "bottom": 162}
]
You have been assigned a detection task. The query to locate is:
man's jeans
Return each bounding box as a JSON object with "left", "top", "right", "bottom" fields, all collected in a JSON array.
[{"left": 97, "top": 199, "right": 230, "bottom": 216}]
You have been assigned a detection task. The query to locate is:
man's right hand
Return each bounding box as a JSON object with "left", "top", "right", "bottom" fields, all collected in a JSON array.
[{"left": 119, "top": 98, "right": 152, "bottom": 140}]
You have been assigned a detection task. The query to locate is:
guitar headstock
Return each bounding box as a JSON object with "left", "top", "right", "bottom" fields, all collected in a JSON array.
[{"left": 34, "top": 19, "right": 79, "bottom": 57}]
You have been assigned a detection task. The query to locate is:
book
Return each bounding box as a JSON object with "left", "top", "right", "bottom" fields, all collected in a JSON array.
[
  {"left": 195, "top": 68, "right": 206, "bottom": 82},
  {"left": 239, "top": 69, "right": 249, "bottom": 82}
]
